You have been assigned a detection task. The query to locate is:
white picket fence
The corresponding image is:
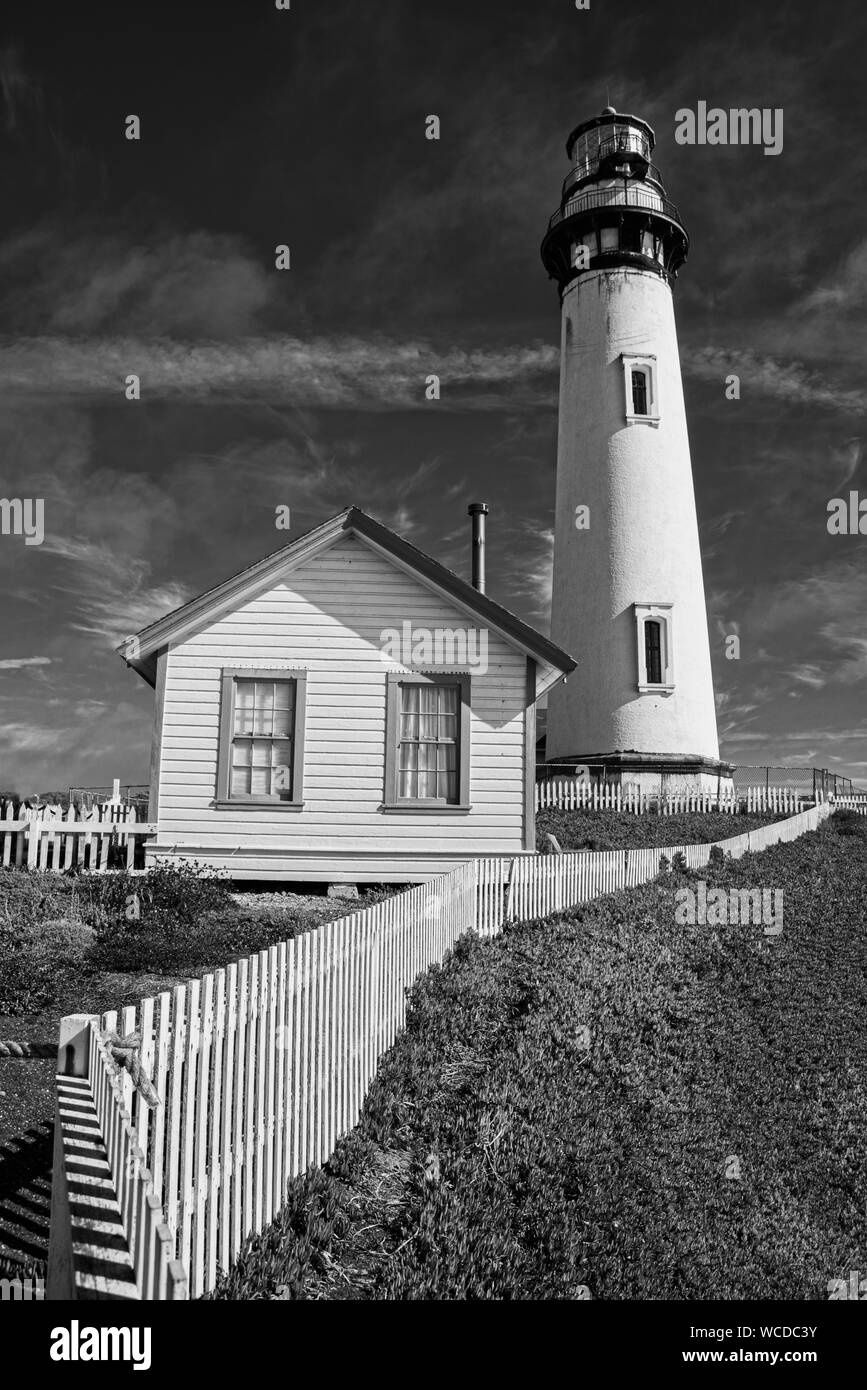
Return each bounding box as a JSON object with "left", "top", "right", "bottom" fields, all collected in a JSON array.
[
  {"left": 832, "top": 794, "right": 867, "bottom": 815},
  {"left": 48, "top": 802, "right": 831, "bottom": 1302},
  {"left": 0, "top": 803, "right": 155, "bottom": 872},
  {"left": 51, "top": 1022, "right": 188, "bottom": 1299},
  {"left": 535, "top": 779, "right": 810, "bottom": 816}
]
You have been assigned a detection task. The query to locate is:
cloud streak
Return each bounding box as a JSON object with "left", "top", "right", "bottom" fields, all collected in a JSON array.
[{"left": 684, "top": 347, "right": 867, "bottom": 415}]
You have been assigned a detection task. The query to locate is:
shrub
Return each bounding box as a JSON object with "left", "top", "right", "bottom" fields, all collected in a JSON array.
[
  {"left": 0, "top": 918, "right": 94, "bottom": 1014},
  {"left": 81, "top": 860, "right": 232, "bottom": 932},
  {"left": 86, "top": 905, "right": 320, "bottom": 976},
  {"left": 0, "top": 869, "right": 79, "bottom": 931},
  {"left": 831, "top": 808, "right": 867, "bottom": 839}
]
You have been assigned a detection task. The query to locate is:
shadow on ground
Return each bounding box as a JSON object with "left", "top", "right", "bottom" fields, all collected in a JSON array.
[{"left": 0, "top": 1119, "right": 53, "bottom": 1269}]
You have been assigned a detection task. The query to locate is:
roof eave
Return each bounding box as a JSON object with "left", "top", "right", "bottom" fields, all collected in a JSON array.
[{"left": 115, "top": 506, "right": 577, "bottom": 680}]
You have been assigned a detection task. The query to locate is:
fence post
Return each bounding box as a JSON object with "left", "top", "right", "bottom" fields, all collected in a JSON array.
[
  {"left": 26, "top": 811, "right": 39, "bottom": 869},
  {"left": 47, "top": 1014, "right": 97, "bottom": 1301}
]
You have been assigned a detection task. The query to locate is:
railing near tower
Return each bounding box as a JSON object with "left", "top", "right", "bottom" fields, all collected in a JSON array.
[
  {"left": 563, "top": 160, "right": 666, "bottom": 200},
  {"left": 534, "top": 764, "right": 856, "bottom": 813},
  {"left": 549, "top": 185, "right": 683, "bottom": 231}
]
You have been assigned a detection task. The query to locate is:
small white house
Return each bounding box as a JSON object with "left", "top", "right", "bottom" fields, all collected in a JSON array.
[{"left": 118, "top": 508, "right": 575, "bottom": 882}]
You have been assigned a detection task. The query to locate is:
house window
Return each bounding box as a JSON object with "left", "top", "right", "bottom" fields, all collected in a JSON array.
[
  {"left": 384, "top": 673, "right": 471, "bottom": 811},
  {"left": 621, "top": 354, "right": 659, "bottom": 424},
  {"left": 399, "top": 683, "right": 458, "bottom": 799},
  {"left": 634, "top": 604, "right": 674, "bottom": 691},
  {"left": 216, "top": 668, "right": 307, "bottom": 807},
  {"left": 631, "top": 368, "right": 649, "bottom": 416}
]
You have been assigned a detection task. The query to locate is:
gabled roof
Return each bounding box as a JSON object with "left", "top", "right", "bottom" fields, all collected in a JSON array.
[{"left": 117, "top": 506, "right": 576, "bottom": 699}]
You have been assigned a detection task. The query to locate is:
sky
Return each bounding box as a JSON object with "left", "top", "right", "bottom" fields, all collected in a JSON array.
[{"left": 0, "top": 0, "right": 865, "bottom": 794}]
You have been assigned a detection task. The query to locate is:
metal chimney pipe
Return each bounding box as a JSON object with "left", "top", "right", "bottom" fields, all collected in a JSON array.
[{"left": 468, "top": 502, "right": 489, "bottom": 593}]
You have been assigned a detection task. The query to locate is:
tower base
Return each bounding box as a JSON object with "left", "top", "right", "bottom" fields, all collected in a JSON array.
[{"left": 543, "top": 750, "right": 734, "bottom": 797}]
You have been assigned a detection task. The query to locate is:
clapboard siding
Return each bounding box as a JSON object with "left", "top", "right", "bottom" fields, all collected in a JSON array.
[{"left": 155, "top": 535, "right": 531, "bottom": 879}]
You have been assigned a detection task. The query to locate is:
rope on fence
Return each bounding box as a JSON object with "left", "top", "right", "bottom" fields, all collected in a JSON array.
[
  {"left": 0, "top": 1030, "right": 160, "bottom": 1108},
  {"left": 0, "top": 1040, "right": 56, "bottom": 1058},
  {"left": 100, "top": 1029, "right": 161, "bottom": 1109}
]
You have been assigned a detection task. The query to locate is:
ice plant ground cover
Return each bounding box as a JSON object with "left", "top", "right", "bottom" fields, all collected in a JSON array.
[
  {"left": 535, "top": 807, "right": 787, "bottom": 852},
  {"left": 211, "top": 811, "right": 867, "bottom": 1300}
]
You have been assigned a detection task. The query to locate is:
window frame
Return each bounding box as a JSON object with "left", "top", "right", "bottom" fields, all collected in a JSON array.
[
  {"left": 621, "top": 353, "right": 660, "bottom": 426},
  {"left": 634, "top": 604, "right": 674, "bottom": 692},
  {"left": 383, "top": 672, "right": 472, "bottom": 813},
  {"left": 216, "top": 667, "right": 307, "bottom": 809}
]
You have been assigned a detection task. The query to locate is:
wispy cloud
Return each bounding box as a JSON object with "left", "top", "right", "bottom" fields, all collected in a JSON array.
[
  {"left": 684, "top": 347, "right": 867, "bottom": 415},
  {"left": 39, "top": 536, "right": 191, "bottom": 644},
  {"left": 0, "top": 656, "right": 52, "bottom": 669},
  {"left": 0, "top": 334, "right": 559, "bottom": 410},
  {"left": 784, "top": 664, "right": 827, "bottom": 690}
]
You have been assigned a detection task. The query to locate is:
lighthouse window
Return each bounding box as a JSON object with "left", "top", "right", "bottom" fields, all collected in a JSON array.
[
  {"left": 645, "top": 620, "right": 662, "bottom": 684},
  {"left": 634, "top": 603, "right": 674, "bottom": 691},
  {"left": 622, "top": 354, "right": 659, "bottom": 424}
]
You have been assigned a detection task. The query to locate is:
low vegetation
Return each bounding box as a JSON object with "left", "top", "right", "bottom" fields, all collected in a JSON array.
[
  {"left": 0, "top": 862, "right": 390, "bottom": 1015},
  {"left": 212, "top": 811, "right": 867, "bottom": 1300},
  {"left": 536, "top": 806, "right": 787, "bottom": 852}
]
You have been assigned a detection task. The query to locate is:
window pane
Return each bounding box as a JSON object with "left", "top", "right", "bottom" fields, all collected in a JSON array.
[
  {"left": 399, "top": 742, "right": 419, "bottom": 774},
  {"left": 631, "top": 369, "right": 648, "bottom": 415},
  {"left": 250, "top": 764, "right": 270, "bottom": 796},
  {"left": 645, "top": 620, "right": 662, "bottom": 683},
  {"left": 251, "top": 738, "right": 272, "bottom": 766},
  {"left": 236, "top": 682, "right": 255, "bottom": 710},
  {"left": 439, "top": 711, "right": 457, "bottom": 742},
  {"left": 272, "top": 705, "right": 293, "bottom": 737},
  {"left": 400, "top": 711, "right": 419, "bottom": 741},
  {"left": 231, "top": 763, "right": 251, "bottom": 796},
  {"left": 252, "top": 705, "right": 271, "bottom": 735},
  {"left": 234, "top": 681, "right": 256, "bottom": 735}
]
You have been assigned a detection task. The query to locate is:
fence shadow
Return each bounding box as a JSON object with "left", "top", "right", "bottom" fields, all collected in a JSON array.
[{"left": 0, "top": 1119, "right": 54, "bottom": 1265}]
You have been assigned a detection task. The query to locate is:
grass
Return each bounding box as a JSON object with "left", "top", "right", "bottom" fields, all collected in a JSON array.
[{"left": 211, "top": 810, "right": 867, "bottom": 1300}]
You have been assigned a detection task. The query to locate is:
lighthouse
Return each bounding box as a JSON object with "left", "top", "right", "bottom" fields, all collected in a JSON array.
[{"left": 540, "top": 107, "right": 729, "bottom": 794}]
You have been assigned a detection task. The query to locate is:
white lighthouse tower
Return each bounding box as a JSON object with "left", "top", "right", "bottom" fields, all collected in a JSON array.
[{"left": 541, "top": 107, "right": 729, "bottom": 794}]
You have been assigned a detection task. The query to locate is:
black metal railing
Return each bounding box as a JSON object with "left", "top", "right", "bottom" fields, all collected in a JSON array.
[
  {"left": 548, "top": 184, "right": 683, "bottom": 232},
  {"left": 562, "top": 161, "right": 665, "bottom": 200}
]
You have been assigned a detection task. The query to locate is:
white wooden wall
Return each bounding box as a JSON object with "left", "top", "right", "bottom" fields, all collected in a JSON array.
[{"left": 157, "top": 535, "right": 530, "bottom": 879}]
